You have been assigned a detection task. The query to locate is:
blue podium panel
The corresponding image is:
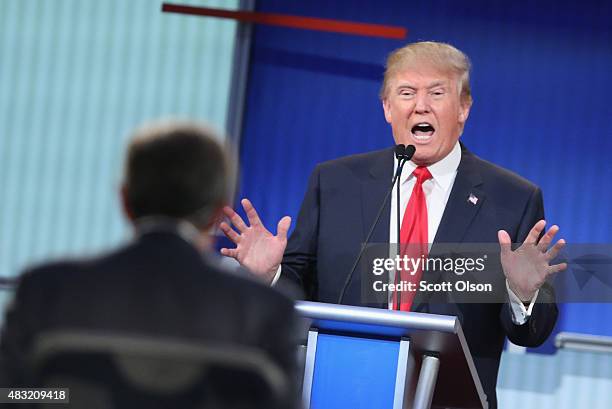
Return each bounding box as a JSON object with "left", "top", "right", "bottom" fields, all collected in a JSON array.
[{"left": 310, "top": 333, "right": 399, "bottom": 409}]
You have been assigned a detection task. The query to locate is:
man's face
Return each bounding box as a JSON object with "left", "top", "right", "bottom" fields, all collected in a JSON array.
[{"left": 382, "top": 66, "right": 471, "bottom": 166}]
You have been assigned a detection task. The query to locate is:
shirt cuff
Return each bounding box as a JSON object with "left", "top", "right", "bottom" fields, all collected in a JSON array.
[
  {"left": 506, "top": 280, "right": 539, "bottom": 325},
  {"left": 270, "top": 265, "right": 282, "bottom": 286}
]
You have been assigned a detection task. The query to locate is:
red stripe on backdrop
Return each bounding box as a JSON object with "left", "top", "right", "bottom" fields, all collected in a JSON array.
[{"left": 161, "top": 3, "right": 407, "bottom": 40}]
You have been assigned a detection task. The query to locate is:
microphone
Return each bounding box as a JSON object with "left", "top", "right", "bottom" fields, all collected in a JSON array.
[
  {"left": 397, "top": 144, "right": 415, "bottom": 161},
  {"left": 337, "top": 144, "right": 415, "bottom": 305}
]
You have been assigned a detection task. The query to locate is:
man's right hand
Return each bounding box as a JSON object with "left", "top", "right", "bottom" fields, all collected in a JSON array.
[{"left": 219, "top": 198, "right": 291, "bottom": 284}]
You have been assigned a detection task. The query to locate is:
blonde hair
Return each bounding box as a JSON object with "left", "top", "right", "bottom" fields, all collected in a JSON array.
[{"left": 380, "top": 41, "right": 472, "bottom": 105}]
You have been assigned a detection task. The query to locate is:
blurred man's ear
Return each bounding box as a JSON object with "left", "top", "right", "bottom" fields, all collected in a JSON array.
[
  {"left": 120, "top": 184, "right": 135, "bottom": 222},
  {"left": 202, "top": 205, "right": 226, "bottom": 232},
  {"left": 192, "top": 205, "right": 226, "bottom": 253}
]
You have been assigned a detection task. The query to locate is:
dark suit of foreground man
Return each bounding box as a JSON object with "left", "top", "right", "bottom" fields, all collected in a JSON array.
[
  {"left": 220, "top": 42, "right": 567, "bottom": 408},
  {"left": 0, "top": 121, "right": 298, "bottom": 405}
]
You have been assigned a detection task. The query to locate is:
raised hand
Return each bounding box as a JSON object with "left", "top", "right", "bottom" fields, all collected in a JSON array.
[
  {"left": 219, "top": 198, "right": 291, "bottom": 284},
  {"left": 498, "top": 220, "right": 567, "bottom": 302}
]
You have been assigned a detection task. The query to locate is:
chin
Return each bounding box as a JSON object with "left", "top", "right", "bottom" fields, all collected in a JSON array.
[
  {"left": 410, "top": 146, "right": 436, "bottom": 162},
  {"left": 411, "top": 154, "right": 432, "bottom": 166}
]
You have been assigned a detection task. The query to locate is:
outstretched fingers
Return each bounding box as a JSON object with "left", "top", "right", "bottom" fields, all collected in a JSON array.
[
  {"left": 546, "top": 238, "right": 566, "bottom": 261},
  {"left": 497, "top": 230, "right": 512, "bottom": 257},
  {"left": 537, "top": 224, "right": 559, "bottom": 252},
  {"left": 525, "top": 219, "right": 546, "bottom": 245},
  {"left": 219, "top": 222, "right": 240, "bottom": 244},
  {"left": 547, "top": 261, "right": 568, "bottom": 276},
  {"left": 222, "top": 205, "right": 249, "bottom": 232},
  {"left": 241, "top": 198, "right": 263, "bottom": 227},
  {"left": 276, "top": 216, "right": 292, "bottom": 240},
  {"left": 220, "top": 248, "right": 238, "bottom": 258}
]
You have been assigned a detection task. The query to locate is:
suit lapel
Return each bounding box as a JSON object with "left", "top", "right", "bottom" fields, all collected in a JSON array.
[
  {"left": 359, "top": 148, "right": 394, "bottom": 307},
  {"left": 433, "top": 147, "right": 485, "bottom": 244},
  {"left": 360, "top": 148, "right": 394, "bottom": 244},
  {"left": 412, "top": 144, "right": 486, "bottom": 312}
]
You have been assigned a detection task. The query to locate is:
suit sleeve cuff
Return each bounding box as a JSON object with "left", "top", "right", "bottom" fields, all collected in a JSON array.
[
  {"left": 270, "top": 265, "right": 282, "bottom": 287},
  {"left": 506, "top": 279, "right": 539, "bottom": 325}
]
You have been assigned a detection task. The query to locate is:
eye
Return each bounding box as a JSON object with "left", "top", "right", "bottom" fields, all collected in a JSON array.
[{"left": 399, "top": 89, "right": 415, "bottom": 97}]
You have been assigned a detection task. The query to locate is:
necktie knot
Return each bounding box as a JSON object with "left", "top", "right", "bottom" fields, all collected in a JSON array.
[{"left": 412, "top": 166, "right": 432, "bottom": 185}]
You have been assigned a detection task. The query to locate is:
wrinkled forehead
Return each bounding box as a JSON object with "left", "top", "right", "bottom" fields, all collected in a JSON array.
[{"left": 388, "top": 62, "right": 460, "bottom": 89}]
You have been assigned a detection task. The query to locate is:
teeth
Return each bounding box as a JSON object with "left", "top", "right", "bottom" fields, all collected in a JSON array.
[{"left": 411, "top": 122, "right": 435, "bottom": 141}]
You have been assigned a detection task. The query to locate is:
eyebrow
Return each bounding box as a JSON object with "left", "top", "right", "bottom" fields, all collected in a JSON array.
[
  {"left": 426, "top": 81, "right": 447, "bottom": 89},
  {"left": 395, "top": 81, "right": 448, "bottom": 90}
]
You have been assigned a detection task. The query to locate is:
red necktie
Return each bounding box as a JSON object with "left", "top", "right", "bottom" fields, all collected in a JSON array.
[{"left": 394, "top": 166, "right": 432, "bottom": 311}]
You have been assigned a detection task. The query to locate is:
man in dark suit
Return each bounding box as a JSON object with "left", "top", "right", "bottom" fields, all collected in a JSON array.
[
  {"left": 0, "top": 121, "right": 298, "bottom": 399},
  {"left": 219, "top": 42, "right": 566, "bottom": 407}
]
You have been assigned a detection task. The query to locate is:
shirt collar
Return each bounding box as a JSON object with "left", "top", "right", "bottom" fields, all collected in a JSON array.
[{"left": 395, "top": 141, "right": 462, "bottom": 193}]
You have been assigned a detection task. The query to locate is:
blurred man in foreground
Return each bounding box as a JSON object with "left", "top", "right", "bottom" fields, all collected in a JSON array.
[
  {"left": 220, "top": 42, "right": 567, "bottom": 408},
  {"left": 0, "top": 120, "right": 298, "bottom": 406}
]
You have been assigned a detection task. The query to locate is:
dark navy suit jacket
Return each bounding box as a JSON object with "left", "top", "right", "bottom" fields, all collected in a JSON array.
[
  {"left": 281, "top": 143, "right": 558, "bottom": 408},
  {"left": 0, "top": 230, "right": 298, "bottom": 390}
]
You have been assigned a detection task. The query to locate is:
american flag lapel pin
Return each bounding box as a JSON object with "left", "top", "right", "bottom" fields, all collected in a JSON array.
[{"left": 468, "top": 193, "right": 479, "bottom": 205}]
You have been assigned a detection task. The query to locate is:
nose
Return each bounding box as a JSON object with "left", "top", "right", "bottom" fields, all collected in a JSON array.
[{"left": 414, "top": 93, "right": 430, "bottom": 113}]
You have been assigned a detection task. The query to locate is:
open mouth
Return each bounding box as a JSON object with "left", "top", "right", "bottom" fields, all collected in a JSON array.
[{"left": 411, "top": 123, "right": 435, "bottom": 141}]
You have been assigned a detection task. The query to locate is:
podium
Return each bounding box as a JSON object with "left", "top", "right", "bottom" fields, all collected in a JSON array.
[{"left": 295, "top": 301, "right": 487, "bottom": 409}]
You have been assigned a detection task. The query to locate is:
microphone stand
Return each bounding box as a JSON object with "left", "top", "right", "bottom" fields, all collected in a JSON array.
[{"left": 337, "top": 145, "right": 414, "bottom": 305}]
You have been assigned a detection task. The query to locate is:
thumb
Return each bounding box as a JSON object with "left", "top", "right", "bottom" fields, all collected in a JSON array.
[
  {"left": 276, "top": 216, "right": 292, "bottom": 240},
  {"left": 498, "top": 230, "right": 512, "bottom": 257}
]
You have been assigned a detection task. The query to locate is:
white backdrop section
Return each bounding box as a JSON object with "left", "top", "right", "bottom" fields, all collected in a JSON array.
[
  {"left": 498, "top": 348, "right": 612, "bottom": 407},
  {"left": 0, "top": 0, "right": 239, "bottom": 278}
]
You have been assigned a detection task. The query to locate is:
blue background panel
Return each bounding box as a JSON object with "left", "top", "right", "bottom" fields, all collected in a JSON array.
[{"left": 310, "top": 333, "right": 400, "bottom": 409}]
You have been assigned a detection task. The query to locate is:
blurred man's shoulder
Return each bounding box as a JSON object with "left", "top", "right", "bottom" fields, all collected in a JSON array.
[
  {"left": 18, "top": 240, "right": 139, "bottom": 279},
  {"left": 203, "top": 255, "right": 296, "bottom": 309},
  {"left": 19, "top": 256, "right": 101, "bottom": 286}
]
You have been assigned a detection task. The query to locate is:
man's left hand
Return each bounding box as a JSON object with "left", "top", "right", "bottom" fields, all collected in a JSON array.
[{"left": 498, "top": 220, "right": 567, "bottom": 302}]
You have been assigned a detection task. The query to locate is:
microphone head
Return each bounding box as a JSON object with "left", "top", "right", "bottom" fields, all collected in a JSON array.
[
  {"left": 394, "top": 144, "right": 406, "bottom": 159},
  {"left": 395, "top": 144, "right": 415, "bottom": 161},
  {"left": 404, "top": 144, "right": 416, "bottom": 160}
]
